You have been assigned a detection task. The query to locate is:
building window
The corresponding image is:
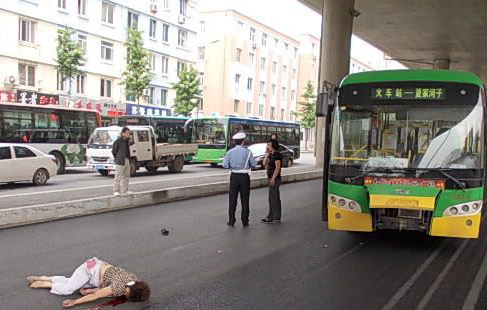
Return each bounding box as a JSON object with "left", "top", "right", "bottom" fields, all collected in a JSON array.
[
  {"left": 149, "top": 54, "right": 156, "bottom": 71},
  {"left": 249, "top": 53, "right": 254, "bottom": 65},
  {"left": 78, "top": 34, "right": 87, "bottom": 55},
  {"left": 128, "top": 12, "right": 139, "bottom": 30},
  {"left": 126, "top": 94, "right": 136, "bottom": 102},
  {"left": 149, "top": 19, "right": 157, "bottom": 39},
  {"left": 247, "top": 78, "right": 253, "bottom": 91},
  {"left": 258, "top": 104, "right": 264, "bottom": 117},
  {"left": 161, "top": 89, "right": 168, "bottom": 106},
  {"left": 260, "top": 57, "right": 266, "bottom": 71},
  {"left": 102, "top": 2, "right": 114, "bottom": 24},
  {"left": 162, "top": 24, "right": 169, "bottom": 42},
  {"left": 281, "top": 87, "right": 286, "bottom": 101},
  {"left": 235, "top": 74, "right": 240, "bottom": 86},
  {"left": 177, "top": 61, "right": 186, "bottom": 73},
  {"left": 19, "top": 19, "right": 35, "bottom": 43},
  {"left": 249, "top": 27, "right": 255, "bottom": 42},
  {"left": 292, "top": 69, "right": 296, "bottom": 80},
  {"left": 76, "top": 75, "right": 86, "bottom": 94},
  {"left": 19, "top": 64, "right": 35, "bottom": 87},
  {"left": 57, "top": 71, "right": 65, "bottom": 91},
  {"left": 246, "top": 102, "right": 252, "bottom": 115},
  {"left": 237, "top": 21, "right": 244, "bottom": 31},
  {"left": 290, "top": 112, "right": 294, "bottom": 122},
  {"left": 199, "top": 74, "right": 204, "bottom": 87},
  {"left": 78, "top": 0, "right": 87, "bottom": 15},
  {"left": 270, "top": 107, "right": 275, "bottom": 120},
  {"left": 234, "top": 100, "right": 239, "bottom": 113},
  {"left": 179, "top": 0, "right": 187, "bottom": 16},
  {"left": 163, "top": 0, "right": 169, "bottom": 9},
  {"left": 100, "top": 78, "right": 112, "bottom": 97},
  {"left": 147, "top": 87, "right": 155, "bottom": 104},
  {"left": 178, "top": 29, "right": 187, "bottom": 47},
  {"left": 58, "top": 0, "right": 66, "bottom": 9},
  {"left": 294, "top": 47, "right": 298, "bottom": 58},
  {"left": 200, "top": 21, "right": 206, "bottom": 33},
  {"left": 274, "top": 38, "right": 278, "bottom": 47},
  {"left": 272, "top": 61, "right": 277, "bottom": 74},
  {"left": 236, "top": 48, "right": 241, "bottom": 62},
  {"left": 284, "top": 43, "right": 289, "bottom": 51},
  {"left": 260, "top": 81, "right": 265, "bottom": 95},
  {"left": 198, "top": 47, "right": 205, "bottom": 60},
  {"left": 291, "top": 90, "right": 296, "bottom": 101},
  {"left": 280, "top": 108, "right": 285, "bottom": 120},
  {"left": 101, "top": 41, "right": 113, "bottom": 61},
  {"left": 271, "top": 84, "right": 276, "bottom": 97},
  {"left": 161, "top": 56, "right": 169, "bottom": 74},
  {"left": 262, "top": 33, "right": 267, "bottom": 46},
  {"left": 283, "top": 65, "right": 287, "bottom": 74}
]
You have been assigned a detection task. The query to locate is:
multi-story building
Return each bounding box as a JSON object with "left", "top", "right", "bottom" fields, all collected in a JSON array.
[
  {"left": 0, "top": 0, "right": 198, "bottom": 122},
  {"left": 198, "top": 10, "right": 299, "bottom": 122}
]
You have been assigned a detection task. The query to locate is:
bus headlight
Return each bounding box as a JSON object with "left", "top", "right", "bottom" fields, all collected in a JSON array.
[
  {"left": 328, "top": 194, "right": 362, "bottom": 212},
  {"left": 444, "top": 201, "right": 482, "bottom": 217}
]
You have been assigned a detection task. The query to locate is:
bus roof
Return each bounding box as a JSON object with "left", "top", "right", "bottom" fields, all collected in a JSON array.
[
  {"left": 118, "top": 115, "right": 189, "bottom": 120},
  {"left": 340, "top": 70, "right": 483, "bottom": 88},
  {"left": 0, "top": 102, "right": 101, "bottom": 114},
  {"left": 194, "top": 116, "right": 299, "bottom": 127}
]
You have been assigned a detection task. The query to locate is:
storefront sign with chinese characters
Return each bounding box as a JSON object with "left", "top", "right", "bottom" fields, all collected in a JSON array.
[
  {"left": 0, "top": 91, "right": 17, "bottom": 102},
  {"left": 126, "top": 103, "right": 171, "bottom": 117},
  {"left": 70, "top": 97, "right": 126, "bottom": 116},
  {"left": 17, "top": 90, "right": 59, "bottom": 105}
]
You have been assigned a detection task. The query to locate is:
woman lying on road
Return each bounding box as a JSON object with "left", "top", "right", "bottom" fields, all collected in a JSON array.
[{"left": 26, "top": 257, "right": 150, "bottom": 308}]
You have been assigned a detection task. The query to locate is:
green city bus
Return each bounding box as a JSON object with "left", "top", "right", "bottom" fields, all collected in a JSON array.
[
  {"left": 322, "top": 70, "right": 485, "bottom": 238},
  {"left": 192, "top": 116, "right": 300, "bottom": 165}
]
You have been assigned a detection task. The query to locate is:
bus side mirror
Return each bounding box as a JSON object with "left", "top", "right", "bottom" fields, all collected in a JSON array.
[{"left": 316, "top": 81, "right": 337, "bottom": 117}]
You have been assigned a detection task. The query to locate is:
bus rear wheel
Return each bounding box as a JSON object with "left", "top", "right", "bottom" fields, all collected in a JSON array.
[
  {"left": 51, "top": 152, "right": 66, "bottom": 175},
  {"left": 168, "top": 156, "right": 184, "bottom": 173}
]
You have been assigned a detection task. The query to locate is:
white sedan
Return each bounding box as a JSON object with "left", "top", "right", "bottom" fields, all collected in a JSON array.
[{"left": 0, "top": 143, "right": 58, "bottom": 185}]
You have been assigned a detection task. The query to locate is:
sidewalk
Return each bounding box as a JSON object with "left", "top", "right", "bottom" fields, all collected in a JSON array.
[{"left": 0, "top": 166, "right": 322, "bottom": 229}]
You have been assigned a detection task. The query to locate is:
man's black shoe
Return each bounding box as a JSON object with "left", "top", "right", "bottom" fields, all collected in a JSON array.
[
  {"left": 227, "top": 221, "right": 235, "bottom": 227},
  {"left": 261, "top": 218, "right": 274, "bottom": 224},
  {"left": 242, "top": 222, "right": 249, "bottom": 227}
]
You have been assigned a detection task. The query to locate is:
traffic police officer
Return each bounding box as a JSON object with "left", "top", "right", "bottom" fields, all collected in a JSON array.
[{"left": 223, "top": 132, "right": 257, "bottom": 227}]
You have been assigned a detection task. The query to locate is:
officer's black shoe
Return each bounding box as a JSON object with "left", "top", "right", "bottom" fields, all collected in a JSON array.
[
  {"left": 227, "top": 221, "right": 235, "bottom": 227},
  {"left": 242, "top": 222, "right": 249, "bottom": 227},
  {"left": 261, "top": 218, "right": 274, "bottom": 224}
]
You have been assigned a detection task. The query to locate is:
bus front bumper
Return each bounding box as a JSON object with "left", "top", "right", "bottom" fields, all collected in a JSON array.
[{"left": 430, "top": 213, "right": 481, "bottom": 239}]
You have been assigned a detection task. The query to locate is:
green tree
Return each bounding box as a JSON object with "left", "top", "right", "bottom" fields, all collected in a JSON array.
[
  {"left": 172, "top": 67, "right": 201, "bottom": 117},
  {"left": 55, "top": 26, "right": 85, "bottom": 104},
  {"left": 293, "top": 80, "right": 316, "bottom": 151},
  {"left": 121, "top": 28, "right": 152, "bottom": 108}
]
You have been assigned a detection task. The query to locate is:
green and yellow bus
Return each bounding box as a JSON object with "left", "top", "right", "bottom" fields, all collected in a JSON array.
[
  {"left": 192, "top": 116, "right": 300, "bottom": 165},
  {"left": 323, "top": 70, "right": 485, "bottom": 238}
]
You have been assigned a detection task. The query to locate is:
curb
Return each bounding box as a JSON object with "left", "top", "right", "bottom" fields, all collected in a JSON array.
[{"left": 0, "top": 170, "right": 323, "bottom": 229}]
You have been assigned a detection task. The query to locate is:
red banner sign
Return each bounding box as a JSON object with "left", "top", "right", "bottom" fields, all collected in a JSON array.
[
  {"left": 364, "top": 176, "right": 445, "bottom": 189},
  {"left": 0, "top": 91, "right": 17, "bottom": 102}
]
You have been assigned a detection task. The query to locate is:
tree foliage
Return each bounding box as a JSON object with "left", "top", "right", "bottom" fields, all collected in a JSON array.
[
  {"left": 294, "top": 80, "right": 316, "bottom": 129},
  {"left": 121, "top": 28, "right": 152, "bottom": 104},
  {"left": 172, "top": 67, "right": 201, "bottom": 117},
  {"left": 55, "top": 26, "right": 85, "bottom": 99}
]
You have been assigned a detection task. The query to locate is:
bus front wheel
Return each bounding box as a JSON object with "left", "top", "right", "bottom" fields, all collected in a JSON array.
[
  {"left": 51, "top": 152, "right": 66, "bottom": 175},
  {"left": 98, "top": 169, "right": 109, "bottom": 176},
  {"left": 210, "top": 163, "right": 219, "bottom": 168}
]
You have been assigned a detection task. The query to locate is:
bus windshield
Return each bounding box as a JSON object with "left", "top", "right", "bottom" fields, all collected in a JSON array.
[
  {"left": 331, "top": 93, "right": 483, "bottom": 171},
  {"left": 193, "top": 119, "right": 226, "bottom": 147}
]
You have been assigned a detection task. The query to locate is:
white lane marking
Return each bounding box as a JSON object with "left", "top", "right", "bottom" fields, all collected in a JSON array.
[
  {"left": 0, "top": 172, "right": 229, "bottom": 199},
  {"left": 461, "top": 212, "right": 487, "bottom": 310},
  {"left": 381, "top": 242, "right": 447, "bottom": 310},
  {"left": 416, "top": 239, "right": 469, "bottom": 310}
]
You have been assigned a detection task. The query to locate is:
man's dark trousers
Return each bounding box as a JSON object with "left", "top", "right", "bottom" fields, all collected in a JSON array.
[{"left": 229, "top": 173, "right": 250, "bottom": 224}]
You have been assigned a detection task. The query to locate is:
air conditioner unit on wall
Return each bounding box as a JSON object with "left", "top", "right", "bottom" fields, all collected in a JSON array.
[
  {"left": 178, "top": 15, "right": 186, "bottom": 24},
  {"left": 150, "top": 3, "right": 158, "bottom": 13}
]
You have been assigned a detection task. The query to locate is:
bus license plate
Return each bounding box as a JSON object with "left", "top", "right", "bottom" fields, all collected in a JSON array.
[{"left": 386, "top": 199, "right": 418, "bottom": 208}]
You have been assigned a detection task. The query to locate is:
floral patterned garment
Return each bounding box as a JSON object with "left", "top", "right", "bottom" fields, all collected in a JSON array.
[{"left": 102, "top": 266, "right": 138, "bottom": 297}]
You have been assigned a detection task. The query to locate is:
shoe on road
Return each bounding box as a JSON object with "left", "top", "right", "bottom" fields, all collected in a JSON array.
[
  {"left": 113, "top": 192, "right": 120, "bottom": 196},
  {"left": 261, "top": 218, "right": 274, "bottom": 224}
]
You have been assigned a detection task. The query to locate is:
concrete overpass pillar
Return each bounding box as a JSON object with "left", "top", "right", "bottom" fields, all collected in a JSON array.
[
  {"left": 433, "top": 59, "right": 451, "bottom": 69},
  {"left": 315, "top": 0, "right": 355, "bottom": 166}
]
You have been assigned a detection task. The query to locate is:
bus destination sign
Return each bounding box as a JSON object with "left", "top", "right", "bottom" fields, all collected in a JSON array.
[{"left": 371, "top": 87, "right": 446, "bottom": 100}]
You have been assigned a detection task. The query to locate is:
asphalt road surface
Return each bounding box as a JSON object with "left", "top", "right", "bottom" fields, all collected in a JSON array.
[
  {"left": 0, "top": 153, "right": 316, "bottom": 209},
  {"left": 2, "top": 179, "right": 487, "bottom": 309}
]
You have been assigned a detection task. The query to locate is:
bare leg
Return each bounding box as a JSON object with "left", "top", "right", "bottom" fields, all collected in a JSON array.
[
  {"left": 27, "top": 276, "right": 52, "bottom": 284},
  {"left": 30, "top": 281, "right": 52, "bottom": 289}
]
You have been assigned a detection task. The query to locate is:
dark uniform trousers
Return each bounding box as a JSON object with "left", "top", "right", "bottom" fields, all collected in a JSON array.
[{"left": 229, "top": 173, "right": 251, "bottom": 224}]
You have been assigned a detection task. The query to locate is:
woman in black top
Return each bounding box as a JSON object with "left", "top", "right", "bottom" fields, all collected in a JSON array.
[{"left": 262, "top": 139, "right": 282, "bottom": 224}]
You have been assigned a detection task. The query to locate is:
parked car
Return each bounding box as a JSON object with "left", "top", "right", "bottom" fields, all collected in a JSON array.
[
  {"left": 0, "top": 143, "right": 58, "bottom": 185},
  {"left": 247, "top": 143, "right": 294, "bottom": 170}
]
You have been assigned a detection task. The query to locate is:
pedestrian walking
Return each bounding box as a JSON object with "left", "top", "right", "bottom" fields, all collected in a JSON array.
[
  {"left": 112, "top": 127, "right": 132, "bottom": 195},
  {"left": 262, "top": 139, "right": 282, "bottom": 224},
  {"left": 27, "top": 257, "right": 150, "bottom": 308},
  {"left": 223, "top": 132, "right": 257, "bottom": 227}
]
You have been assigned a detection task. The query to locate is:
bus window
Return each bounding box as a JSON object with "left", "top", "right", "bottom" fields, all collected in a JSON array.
[{"left": 34, "top": 112, "right": 49, "bottom": 129}]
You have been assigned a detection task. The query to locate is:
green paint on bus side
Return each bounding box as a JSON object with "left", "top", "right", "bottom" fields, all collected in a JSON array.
[
  {"left": 193, "top": 148, "right": 227, "bottom": 164},
  {"left": 340, "top": 70, "right": 482, "bottom": 88},
  {"left": 328, "top": 181, "right": 370, "bottom": 213},
  {"left": 366, "top": 184, "right": 441, "bottom": 198},
  {"left": 434, "top": 187, "right": 483, "bottom": 217}
]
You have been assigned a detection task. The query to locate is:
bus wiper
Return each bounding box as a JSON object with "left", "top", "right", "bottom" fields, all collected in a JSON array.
[
  {"left": 432, "top": 168, "right": 466, "bottom": 189},
  {"left": 345, "top": 168, "right": 395, "bottom": 184}
]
